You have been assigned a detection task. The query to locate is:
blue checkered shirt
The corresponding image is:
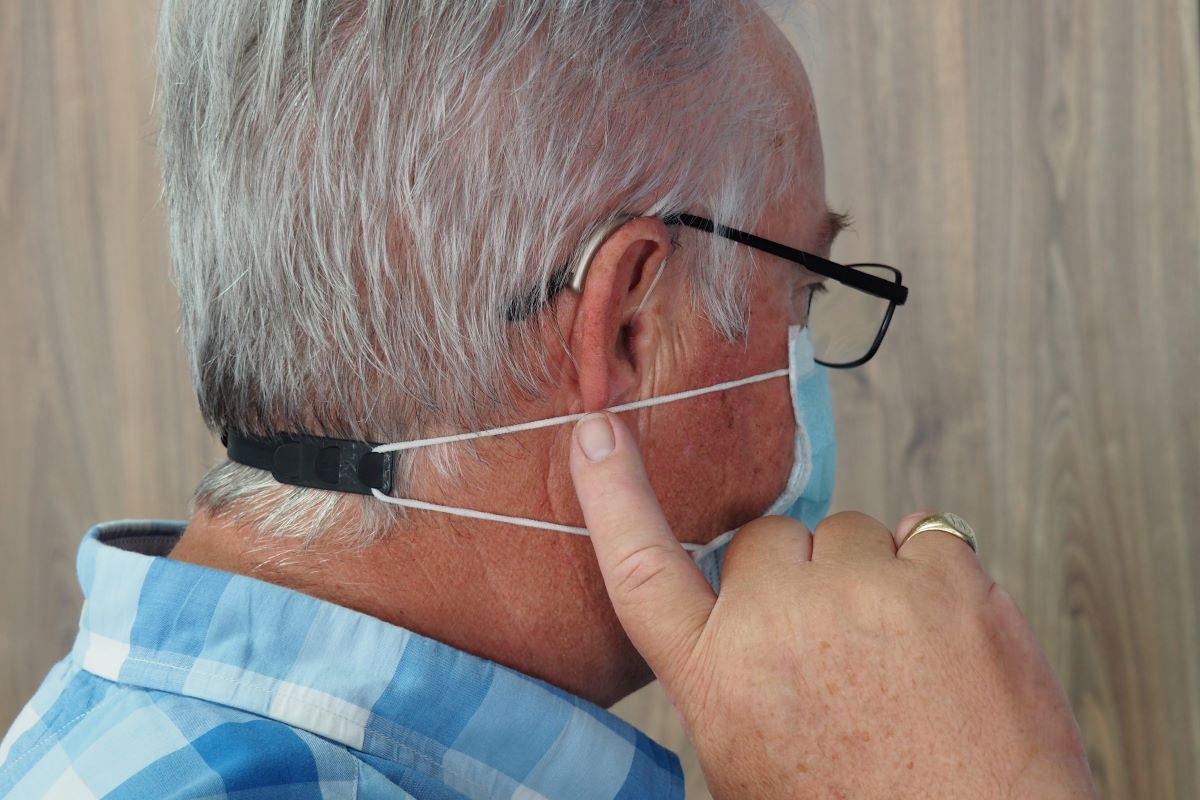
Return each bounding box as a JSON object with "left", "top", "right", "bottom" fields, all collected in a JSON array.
[{"left": 0, "top": 520, "right": 684, "bottom": 798}]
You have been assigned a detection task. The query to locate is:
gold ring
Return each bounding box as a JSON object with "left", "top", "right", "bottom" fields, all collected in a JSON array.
[{"left": 898, "top": 512, "right": 978, "bottom": 553}]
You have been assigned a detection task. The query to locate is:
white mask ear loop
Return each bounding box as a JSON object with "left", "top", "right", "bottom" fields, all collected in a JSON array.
[
  {"left": 370, "top": 493, "right": 703, "bottom": 552},
  {"left": 371, "top": 367, "right": 787, "bottom": 455},
  {"left": 631, "top": 248, "right": 671, "bottom": 319},
  {"left": 369, "top": 368, "right": 784, "bottom": 550},
  {"left": 369, "top": 362, "right": 788, "bottom": 552}
]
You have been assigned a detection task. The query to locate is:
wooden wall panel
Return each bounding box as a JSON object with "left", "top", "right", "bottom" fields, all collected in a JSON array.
[
  {"left": 3, "top": 3, "right": 1196, "bottom": 798},
  {"left": 0, "top": 0, "right": 223, "bottom": 731}
]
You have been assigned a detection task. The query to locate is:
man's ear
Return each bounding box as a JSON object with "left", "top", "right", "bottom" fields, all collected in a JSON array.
[{"left": 568, "top": 216, "right": 673, "bottom": 411}]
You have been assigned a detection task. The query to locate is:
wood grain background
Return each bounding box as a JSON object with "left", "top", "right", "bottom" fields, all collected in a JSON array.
[{"left": 2, "top": 2, "right": 1197, "bottom": 798}]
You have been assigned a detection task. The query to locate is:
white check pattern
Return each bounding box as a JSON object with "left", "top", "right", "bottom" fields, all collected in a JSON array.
[{"left": 0, "top": 521, "right": 683, "bottom": 799}]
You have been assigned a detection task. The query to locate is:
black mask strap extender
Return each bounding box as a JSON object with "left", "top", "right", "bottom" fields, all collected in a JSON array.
[{"left": 222, "top": 429, "right": 394, "bottom": 496}]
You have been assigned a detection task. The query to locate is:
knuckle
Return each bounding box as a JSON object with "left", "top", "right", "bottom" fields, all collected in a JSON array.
[
  {"left": 739, "top": 514, "right": 808, "bottom": 540},
  {"left": 725, "top": 516, "right": 808, "bottom": 568},
  {"left": 814, "top": 509, "right": 879, "bottom": 536},
  {"left": 608, "top": 540, "right": 677, "bottom": 598}
]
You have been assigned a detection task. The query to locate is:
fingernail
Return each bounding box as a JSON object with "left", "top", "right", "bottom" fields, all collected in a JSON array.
[{"left": 576, "top": 413, "right": 615, "bottom": 461}]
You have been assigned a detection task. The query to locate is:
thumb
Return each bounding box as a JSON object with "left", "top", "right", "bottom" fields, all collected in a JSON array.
[{"left": 569, "top": 412, "right": 715, "bottom": 683}]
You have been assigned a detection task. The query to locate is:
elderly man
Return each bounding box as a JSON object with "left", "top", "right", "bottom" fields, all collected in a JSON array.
[{"left": 1, "top": 1, "right": 1095, "bottom": 798}]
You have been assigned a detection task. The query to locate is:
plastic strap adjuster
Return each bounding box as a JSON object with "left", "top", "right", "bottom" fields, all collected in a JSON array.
[{"left": 222, "top": 429, "right": 394, "bottom": 496}]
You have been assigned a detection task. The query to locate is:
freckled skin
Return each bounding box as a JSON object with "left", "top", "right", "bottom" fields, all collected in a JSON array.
[{"left": 170, "top": 2, "right": 832, "bottom": 708}]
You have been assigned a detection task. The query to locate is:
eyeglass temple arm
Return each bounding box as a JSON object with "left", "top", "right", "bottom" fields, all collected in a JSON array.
[{"left": 663, "top": 213, "right": 908, "bottom": 306}]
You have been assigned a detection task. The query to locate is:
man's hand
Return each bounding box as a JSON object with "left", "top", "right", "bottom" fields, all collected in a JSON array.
[{"left": 569, "top": 412, "right": 1096, "bottom": 799}]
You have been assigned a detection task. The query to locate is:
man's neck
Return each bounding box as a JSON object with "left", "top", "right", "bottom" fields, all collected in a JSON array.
[{"left": 167, "top": 507, "right": 652, "bottom": 708}]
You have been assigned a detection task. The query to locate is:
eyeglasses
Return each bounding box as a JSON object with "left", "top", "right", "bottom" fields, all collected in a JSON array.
[
  {"left": 663, "top": 213, "right": 908, "bottom": 368},
  {"left": 506, "top": 212, "right": 908, "bottom": 369}
]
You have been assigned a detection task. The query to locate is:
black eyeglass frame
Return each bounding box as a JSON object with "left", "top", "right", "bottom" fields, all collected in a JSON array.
[
  {"left": 663, "top": 213, "right": 907, "bottom": 369},
  {"left": 507, "top": 211, "right": 909, "bottom": 369}
]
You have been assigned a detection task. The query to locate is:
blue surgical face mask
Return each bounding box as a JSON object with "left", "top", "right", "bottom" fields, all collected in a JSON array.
[
  {"left": 688, "top": 325, "right": 836, "bottom": 592},
  {"left": 369, "top": 324, "right": 836, "bottom": 594}
]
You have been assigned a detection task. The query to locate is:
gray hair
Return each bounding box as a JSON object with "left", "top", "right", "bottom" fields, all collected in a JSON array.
[{"left": 154, "top": 0, "right": 800, "bottom": 549}]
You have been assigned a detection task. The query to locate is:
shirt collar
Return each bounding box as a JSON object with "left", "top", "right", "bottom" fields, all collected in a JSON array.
[{"left": 72, "top": 519, "right": 683, "bottom": 799}]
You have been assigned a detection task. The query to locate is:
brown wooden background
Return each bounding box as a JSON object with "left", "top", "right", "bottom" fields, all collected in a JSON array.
[{"left": 3, "top": 2, "right": 1197, "bottom": 797}]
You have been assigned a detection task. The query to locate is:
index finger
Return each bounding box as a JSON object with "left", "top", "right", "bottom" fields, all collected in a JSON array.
[{"left": 569, "top": 412, "right": 715, "bottom": 680}]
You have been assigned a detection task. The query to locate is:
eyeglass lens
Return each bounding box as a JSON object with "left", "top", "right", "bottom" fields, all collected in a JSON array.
[{"left": 808, "top": 265, "right": 897, "bottom": 366}]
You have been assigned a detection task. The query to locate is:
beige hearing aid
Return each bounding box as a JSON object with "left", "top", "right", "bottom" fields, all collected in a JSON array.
[{"left": 568, "top": 213, "right": 639, "bottom": 292}]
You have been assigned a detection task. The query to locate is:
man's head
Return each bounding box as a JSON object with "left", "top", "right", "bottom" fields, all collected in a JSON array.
[{"left": 157, "top": 0, "right": 829, "bottom": 554}]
